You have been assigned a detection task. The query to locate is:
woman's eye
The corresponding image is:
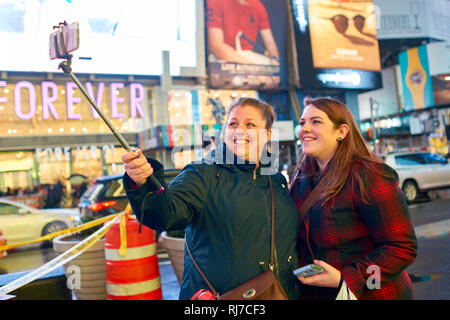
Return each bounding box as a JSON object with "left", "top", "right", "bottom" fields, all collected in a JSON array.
[
  {"left": 313, "top": 120, "right": 321, "bottom": 124},
  {"left": 228, "top": 122, "right": 238, "bottom": 127},
  {"left": 299, "top": 121, "right": 305, "bottom": 126},
  {"left": 247, "top": 123, "right": 256, "bottom": 127}
]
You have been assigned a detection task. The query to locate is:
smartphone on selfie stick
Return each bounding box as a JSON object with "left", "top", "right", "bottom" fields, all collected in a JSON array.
[
  {"left": 49, "top": 21, "right": 164, "bottom": 231},
  {"left": 293, "top": 264, "right": 324, "bottom": 278}
]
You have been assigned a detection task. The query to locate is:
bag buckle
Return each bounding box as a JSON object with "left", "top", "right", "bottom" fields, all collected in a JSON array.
[{"left": 242, "top": 288, "right": 257, "bottom": 299}]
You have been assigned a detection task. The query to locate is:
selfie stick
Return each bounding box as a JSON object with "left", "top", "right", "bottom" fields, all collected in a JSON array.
[{"left": 53, "top": 23, "right": 164, "bottom": 198}]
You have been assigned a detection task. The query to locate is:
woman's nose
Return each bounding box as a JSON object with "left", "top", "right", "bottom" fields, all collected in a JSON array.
[{"left": 300, "top": 123, "right": 311, "bottom": 133}]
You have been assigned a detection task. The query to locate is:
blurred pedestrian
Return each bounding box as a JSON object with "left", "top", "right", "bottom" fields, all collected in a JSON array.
[
  {"left": 290, "top": 97, "right": 417, "bottom": 300},
  {"left": 122, "top": 97, "right": 301, "bottom": 300}
]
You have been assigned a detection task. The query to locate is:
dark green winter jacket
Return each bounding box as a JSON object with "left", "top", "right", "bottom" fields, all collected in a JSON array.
[{"left": 124, "top": 143, "right": 301, "bottom": 300}]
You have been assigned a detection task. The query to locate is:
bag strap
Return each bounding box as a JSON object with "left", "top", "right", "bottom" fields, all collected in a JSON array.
[
  {"left": 268, "top": 176, "right": 275, "bottom": 270},
  {"left": 298, "top": 178, "right": 326, "bottom": 224},
  {"left": 185, "top": 240, "right": 219, "bottom": 296},
  {"left": 297, "top": 177, "right": 327, "bottom": 262},
  {"left": 185, "top": 175, "right": 276, "bottom": 296}
]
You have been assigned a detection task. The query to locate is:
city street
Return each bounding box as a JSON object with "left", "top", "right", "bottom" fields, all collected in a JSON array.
[
  {"left": 0, "top": 196, "right": 449, "bottom": 300},
  {"left": 405, "top": 194, "right": 450, "bottom": 300}
]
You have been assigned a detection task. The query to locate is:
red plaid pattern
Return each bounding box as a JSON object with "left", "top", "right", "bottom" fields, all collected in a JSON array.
[{"left": 290, "top": 161, "right": 417, "bottom": 300}]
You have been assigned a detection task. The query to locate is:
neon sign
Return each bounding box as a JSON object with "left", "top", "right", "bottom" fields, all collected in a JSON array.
[{"left": 0, "top": 81, "right": 145, "bottom": 120}]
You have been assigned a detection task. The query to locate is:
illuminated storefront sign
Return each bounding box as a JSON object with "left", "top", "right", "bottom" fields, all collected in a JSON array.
[
  {"left": 1, "top": 81, "right": 145, "bottom": 121},
  {"left": 315, "top": 69, "right": 381, "bottom": 89},
  {"left": 292, "top": 0, "right": 308, "bottom": 33},
  {"left": 35, "top": 144, "right": 117, "bottom": 162},
  {"left": 317, "top": 71, "right": 362, "bottom": 87}
]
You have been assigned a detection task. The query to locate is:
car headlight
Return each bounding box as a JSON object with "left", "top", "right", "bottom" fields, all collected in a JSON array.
[{"left": 71, "top": 215, "right": 82, "bottom": 224}]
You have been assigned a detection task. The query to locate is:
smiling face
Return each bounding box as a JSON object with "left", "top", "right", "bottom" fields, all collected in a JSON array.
[
  {"left": 299, "top": 105, "right": 343, "bottom": 169},
  {"left": 224, "top": 105, "right": 271, "bottom": 162}
]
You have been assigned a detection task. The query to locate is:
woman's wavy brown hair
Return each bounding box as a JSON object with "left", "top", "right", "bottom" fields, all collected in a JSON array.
[{"left": 291, "top": 96, "right": 394, "bottom": 206}]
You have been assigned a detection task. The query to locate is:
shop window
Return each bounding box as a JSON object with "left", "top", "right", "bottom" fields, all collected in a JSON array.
[
  {"left": 172, "top": 149, "right": 195, "bottom": 169},
  {"left": 37, "top": 149, "right": 71, "bottom": 185},
  {"left": 0, "top": 151, "right": 35, "bottom": 192},
  {"left": 198, "top": 90, "right": 258, "bottom": 125},
  {"left": 72, "top": 147, "right": 102, "bottom": 179},
  {"left": 104, "top": 163, "right": 125, "bottom": 175},
  {"left": 168, "top": 90, "right": 193, "bottom": 126},
  {"left": 104, "top": 146, "right": 126, "bottom": 175}
]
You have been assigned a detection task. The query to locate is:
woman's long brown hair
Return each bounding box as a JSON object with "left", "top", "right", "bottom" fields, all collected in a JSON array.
[{"left": 291, "top": 97, "right": 394, "bottom": 206}]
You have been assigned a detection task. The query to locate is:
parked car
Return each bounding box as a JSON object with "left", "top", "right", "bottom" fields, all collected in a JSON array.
[
  {"left": 0, "top": 228, "right": 6, "bottom": 258},
  {"left": 78, "top": 169, "right": 181, "bottom": 218},
  {"left": 384, "top": 151, "right": 450, "bottom": 203},
  {"left": 0, "top": 198, "right": 81, "bottom": 248}
]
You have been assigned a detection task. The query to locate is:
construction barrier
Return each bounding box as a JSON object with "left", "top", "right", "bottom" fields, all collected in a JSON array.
[{"left": 104, "top": 211, "right": 162, "bottom": 300}]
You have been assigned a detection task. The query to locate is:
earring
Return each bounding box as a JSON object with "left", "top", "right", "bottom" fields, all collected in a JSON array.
[{"left": 337, "top": 136, "right": 343, "bottom": 142}]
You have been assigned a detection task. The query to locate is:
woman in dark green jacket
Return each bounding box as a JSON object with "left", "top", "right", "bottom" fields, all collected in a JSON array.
[{"left": 122, "top": 97, "right": 301, "bottom": 300}]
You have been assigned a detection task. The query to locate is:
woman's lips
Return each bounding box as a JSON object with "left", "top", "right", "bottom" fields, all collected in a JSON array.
[
  {"left": 233, "top": 138, "right": 249, "bottom": 144},
  {"left": 302, "top": 136, "right": 316, "bottom": 142}
]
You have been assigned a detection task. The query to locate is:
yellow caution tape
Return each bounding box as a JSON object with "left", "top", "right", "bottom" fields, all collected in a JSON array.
[
  {"left": 0, "top": 211, "right": 125, "bottom": 296},
  {"left": 0, "top": 212, "right": 121, "bottom": 252},
  {"left": 118, "top": 205, "right": 136, "bottom": 256},
  {"left": 119, "top": 212, "right": 127, "bottom": 257}
]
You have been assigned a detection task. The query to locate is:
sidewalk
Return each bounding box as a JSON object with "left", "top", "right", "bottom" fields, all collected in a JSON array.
[
  {"left": 157, "top": 253, "right": 181, "bottom": 300},
  {"left": 414, "top": 218, "right": 450, "bottom": 239}
]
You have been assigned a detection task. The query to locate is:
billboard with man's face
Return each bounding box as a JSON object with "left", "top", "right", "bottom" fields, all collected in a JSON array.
[{"left": 205, "top": 0, "right": 289, "bottom": 90}]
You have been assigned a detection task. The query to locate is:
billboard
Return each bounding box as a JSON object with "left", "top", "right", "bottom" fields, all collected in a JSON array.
[
  {"left": 427, "top": 41, "right": 450, "bottom": 106},
  {"left": 375, "top": 0, "right": 450, "bottom": 42},
  {"left": 0, "top": 0, "right": 202, "bottom": 76},
  {"left": 427, "top": 41, "right": 450, "bottom": 76},
  {"left": 308, "top": 0, "right": 381, "bottom": 71},
  {"left": 398, "top": 45, "right": 434, "bottom": 110},
  {"left": 205, "top": 0, "right": 289, "bottom": 90},
  {"left": 291, "top": 0, "right": 382, "bottom": 90}
]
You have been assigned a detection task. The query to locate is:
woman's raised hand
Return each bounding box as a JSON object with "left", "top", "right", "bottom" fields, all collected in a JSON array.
[{"left": 121, "top": 149, "right": 154, "bottom": 186}]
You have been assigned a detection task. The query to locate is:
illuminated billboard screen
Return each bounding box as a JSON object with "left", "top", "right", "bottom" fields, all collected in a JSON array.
[
  {"left": 307, "top": 0, "right": 381, "bottom": 71},
  {"left": 398, "top": 45, "right": 434, "bottom": 111},
  {"left": 291, "top": 0, "right": 382, "bottom": 90},
  {"left": 205, "top": 0, "right": 289, "bottom": 90},
  {"left": 0, "top": 0, "right": 200, "bottom": 76}
]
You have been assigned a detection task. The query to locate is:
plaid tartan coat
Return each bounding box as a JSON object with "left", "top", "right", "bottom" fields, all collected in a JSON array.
[{"left": 290, "top": 160, "right": 417, "bottom": 300}]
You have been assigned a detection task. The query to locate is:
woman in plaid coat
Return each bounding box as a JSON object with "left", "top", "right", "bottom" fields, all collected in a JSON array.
[{"left": 290, "top": 97, "right": 417, "bottom": 300}]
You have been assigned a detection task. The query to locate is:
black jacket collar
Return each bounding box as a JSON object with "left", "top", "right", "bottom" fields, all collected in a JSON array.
[{"left": 204, "top": 142, "right": 277, "bottom": 175}]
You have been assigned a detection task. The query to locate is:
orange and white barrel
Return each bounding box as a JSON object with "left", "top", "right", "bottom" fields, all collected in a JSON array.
[{"left": 104, "top": 213, "right": 162, "bottom": 300}]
